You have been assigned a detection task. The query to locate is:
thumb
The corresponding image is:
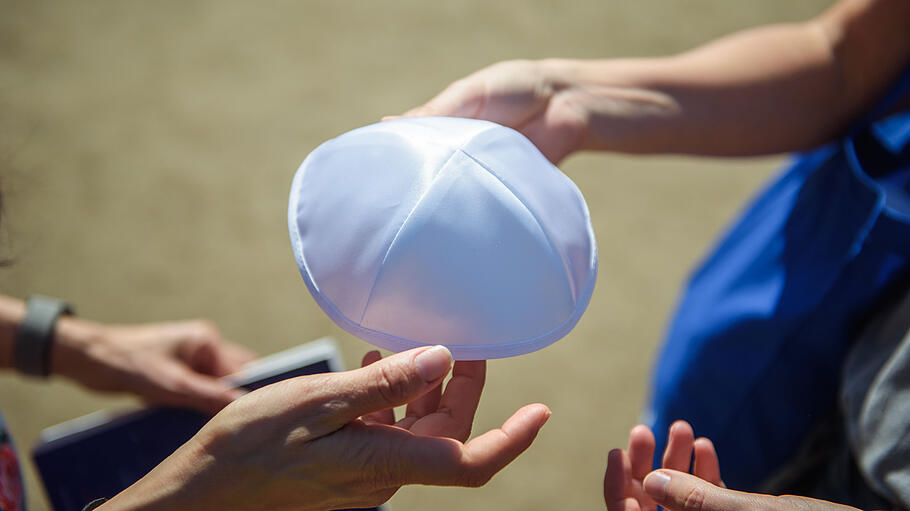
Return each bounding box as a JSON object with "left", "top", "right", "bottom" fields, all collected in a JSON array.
[
  {"left": 321, "top": 345, "right": 453, "bottom": 430},
  {"left": 642, "top": 470, "right": 863, "bottom": 511},
  {"left": 643, "top": 470, "right": 769, "bottom": 511}
]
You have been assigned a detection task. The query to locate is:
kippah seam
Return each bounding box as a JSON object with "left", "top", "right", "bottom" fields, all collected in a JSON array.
[
  {"left": 357, "top": 148, "right": 461, "bottom": 324},
  {"left": 289, "top": 118, "right": 598, "bottom": 359},
  {"left": 457, "top": 149, "right": 578, "bottom": 304}
]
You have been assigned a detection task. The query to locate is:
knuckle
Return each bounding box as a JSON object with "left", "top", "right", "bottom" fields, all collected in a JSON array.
[
  {"left": 443, "top": 78, "right": 477, "bottom": 100},
  {"left": 192, "top": 319, "right": 219, "bottom": 338},
  {"left": 682, "top": 486, "right": 707, "bottom": 511},
  {"left": 374, "top": 362, "right": 413, "bottom": 404}
]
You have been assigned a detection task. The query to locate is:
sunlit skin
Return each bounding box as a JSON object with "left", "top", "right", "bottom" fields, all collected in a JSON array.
[
  {"left": 100, "top": 346, "right": 550, "bottom": 511},
  {"left": 604, "top": 421, "right": 861, "bottom": 511},
  {"left": 393, "top": 0, "right": 910, "bottom": 163},
  {"left": 397, "top": 1, "right": 909, "bottom": 509}
]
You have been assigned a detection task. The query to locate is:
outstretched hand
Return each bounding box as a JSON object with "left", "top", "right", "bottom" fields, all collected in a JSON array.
[
  {"left": 389, "top": 59, "right": 589, "bottom": 164},
  {"left": 102, "top": 345, "right": 550, "bottom": 511}
]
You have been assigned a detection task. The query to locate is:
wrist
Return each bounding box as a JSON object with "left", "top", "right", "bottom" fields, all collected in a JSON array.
[
  {"left": 8, "top": 295, "right": 75, "bottom": 377},
  {"left": 538, "top": 58, "right": 592, "bottom": 90},
  {"left": 101, "top": 437, "right": 216, "bottom": 511},
  {"left": 0, "top": 296, "right": 26, "bottom": 369},
  {"left": 50, "top": 316, "right": 107, "bottom": 380},
  {"left": 546, "top": 58, "right": 684, "bottom": 154},
  {"left": 531, "top": 58, "right": 596, "bottom": 157}
]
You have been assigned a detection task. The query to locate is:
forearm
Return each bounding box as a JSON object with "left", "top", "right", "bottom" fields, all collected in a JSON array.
[
  {"left": 0, "top": 295, "right": 26, "bottom": 369},
  {"left": 550, "top": 0, "right": 910, "bottom": 156},
  {"left": 100, "top": 438, "right": 218, "bottom": 511}
]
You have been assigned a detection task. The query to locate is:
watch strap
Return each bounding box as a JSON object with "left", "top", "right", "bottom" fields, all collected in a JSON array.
[{"left": 13, "top": 295, "right": 74, "bottom": 377}]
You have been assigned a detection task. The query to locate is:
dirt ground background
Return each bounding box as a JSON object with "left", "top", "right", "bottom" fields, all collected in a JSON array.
[{"left": 0, "top": 2, "right": 831, "bottom": 510}]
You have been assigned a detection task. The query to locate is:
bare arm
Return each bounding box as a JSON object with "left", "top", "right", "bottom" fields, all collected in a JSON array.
[
  {"left": 401, "top": 0, "right": 910, "bottom": 160},
  {"left": 0, "top": 293, "right": 254, "bottom": 413},
  {"left": 0, "top": 295, "right": 26, "bottom": 369}
]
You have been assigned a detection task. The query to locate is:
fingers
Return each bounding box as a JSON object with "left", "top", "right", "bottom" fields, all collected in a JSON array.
[
  {"left": 662, "top": 420, "right": 695, "bottom": 472},
  {"left": 403, "top": 378, "right": 443, "bottom": 421},
  {"left": 604, "top": 448, "right": 633, "bottom": 511},
  {"left": 611, "top": 498, "right": 642, "bottom": 511},
  {"left": 399, "top": 403, "right": 551, "bottom": 487},
  {"left": 628, "top": 425, "right": 656, "bottom": 481},
  {"left": 359, "top": 351, "right": 395, "bottom": 425},
  {"left": 358, "top": 353, "right": 484, "bottom": 439},
  {"left": 398, "top": 78, "right": 485, "bottom": 119},
  {"left": 455, "top": 403, "right": 550, "bottom": 484},
  {"left": 438, "top": 360, "right": 486, "bottom": 424},
  {"left": 144, "top": 361, "right": 245, "bottom": 414},
  {"left": 198, "top": 339, "right": 257, "bottom": 377},
  {"left": 693, "top": 437, "right": 724, "bottom": 488},
  {"left": 408, "top": 360, "right": 486, "bottom": 441},
  {"left": 219, "top": 342, "right": 257, "bottom": 372},
  {"left": 315, "top": 345, "right": 453, "bottom": 431},
  {"left": 176, "top": 320, "right": 255, "bottom": 377}
]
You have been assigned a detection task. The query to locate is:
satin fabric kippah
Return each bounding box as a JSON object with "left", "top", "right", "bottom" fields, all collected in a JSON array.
[{"left": 288, "top": 117, "right": 597, "bottom": 360}]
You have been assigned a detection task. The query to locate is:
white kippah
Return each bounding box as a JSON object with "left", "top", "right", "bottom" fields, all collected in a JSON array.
[{"left": 288, "top": 117, "right": 597, "bottom": 359}]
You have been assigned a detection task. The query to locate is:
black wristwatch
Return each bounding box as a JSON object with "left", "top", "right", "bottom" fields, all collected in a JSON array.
[{"left": 13, "top": 295, "right": 75, "bottom": 377}]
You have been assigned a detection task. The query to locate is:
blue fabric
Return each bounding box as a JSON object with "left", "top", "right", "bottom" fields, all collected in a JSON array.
[{"left": 645, "top": 68, "right": 910, "bottom": 491}]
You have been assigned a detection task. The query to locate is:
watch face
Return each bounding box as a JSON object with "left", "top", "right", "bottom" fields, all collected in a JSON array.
[{"left": 0, "top": 414, "right": 23, "bottom": 511}]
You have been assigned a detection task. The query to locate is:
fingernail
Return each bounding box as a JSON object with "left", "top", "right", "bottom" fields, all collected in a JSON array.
[
  {"left": 643, "top": 470, "right": 671, "bottom": 501},
  {"left": 415, "top": 345, "right": 452, "bottom": 382},
  {"left": 539, "top": 408, "right": 552, "bottom": 428}
]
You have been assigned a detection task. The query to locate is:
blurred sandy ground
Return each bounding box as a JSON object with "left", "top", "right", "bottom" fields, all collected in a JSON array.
[{"left": 0, "top": 1, "right": 830, "bottom": 510}]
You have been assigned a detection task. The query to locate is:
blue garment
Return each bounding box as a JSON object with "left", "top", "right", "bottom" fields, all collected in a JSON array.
[{"left": 645, "top": 68, "right": 910, "bottom": 491}]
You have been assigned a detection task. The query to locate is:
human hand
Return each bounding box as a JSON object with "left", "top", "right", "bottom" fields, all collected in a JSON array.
[
  {"left": 357, "top": 350, "right": 487, "bottom": 441},
  {"left": 51, "top": 317, "right": 256, "bottom": 414},
  {"left": 102, "top": 345, "right": 550, "bottom": 511},
  {"left": 390, "top": 59, "right": 589, "bottom": 164},
  {"left": 605, "top": 421, "right": 860, "bottom": 511},
  {"left": 641, "top": 470, "right": 860, "bottom": 511},
  {"left": 605, "top": 421, "right": 722, "bottom": 511}
]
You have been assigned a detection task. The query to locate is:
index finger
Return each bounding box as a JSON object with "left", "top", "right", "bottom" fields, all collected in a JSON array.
[{"left": 628, "top": 425, "right": 656, "bottom": 481}]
